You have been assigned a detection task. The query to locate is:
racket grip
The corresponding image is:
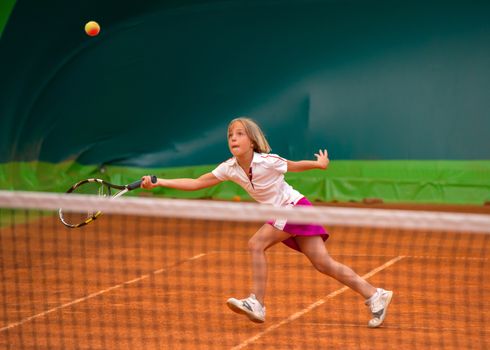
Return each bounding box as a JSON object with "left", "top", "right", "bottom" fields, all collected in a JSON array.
[{"left": 127, "top": 175, "right": 157, "bottom": 190}]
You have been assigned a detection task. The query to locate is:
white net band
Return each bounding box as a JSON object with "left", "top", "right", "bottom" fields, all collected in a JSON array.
[{"left": 1, "top": 190, "right": 489, "bottom": 233}]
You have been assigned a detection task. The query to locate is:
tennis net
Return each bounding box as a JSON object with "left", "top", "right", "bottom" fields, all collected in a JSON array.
[{"left": 1, "top": 190, "right": 489, "bottom": 349}]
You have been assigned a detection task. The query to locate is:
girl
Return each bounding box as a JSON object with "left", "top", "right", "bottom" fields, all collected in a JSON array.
[{"left": 141, "top": 117, "right": 392, "bottom": 328}]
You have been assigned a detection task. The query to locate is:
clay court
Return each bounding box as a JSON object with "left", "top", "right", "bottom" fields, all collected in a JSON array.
[{"left": 1, "top": 207, "right": 489, "bottom": 349}]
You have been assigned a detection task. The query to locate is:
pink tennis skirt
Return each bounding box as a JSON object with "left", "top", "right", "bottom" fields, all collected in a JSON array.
[{"left": 267, "top": 197, "right": 329, "bottom": 252}]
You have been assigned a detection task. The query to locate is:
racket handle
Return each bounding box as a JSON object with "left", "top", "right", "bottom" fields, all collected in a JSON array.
[{"left": 127, "top": 175, "right": 157, "bottom": 191}]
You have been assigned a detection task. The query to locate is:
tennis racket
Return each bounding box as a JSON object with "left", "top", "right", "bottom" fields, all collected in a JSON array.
[{"left": 58, "top": 175, "right": 157, "bottom": 228}]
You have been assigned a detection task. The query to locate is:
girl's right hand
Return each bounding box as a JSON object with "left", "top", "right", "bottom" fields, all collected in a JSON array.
[{"left": 141, "top": 175, "right": 159, "bottom": 189}]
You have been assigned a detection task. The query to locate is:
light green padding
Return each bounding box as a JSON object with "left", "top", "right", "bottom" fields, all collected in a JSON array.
[
  {"left": 0, "top": 0, "right": 16, "bottom": 39},
  {"left": 2, "top": 160, "right": 488, "bottom": 205},
  {"left": 0, "top": 161, "right": 100, "bottom": 192}
]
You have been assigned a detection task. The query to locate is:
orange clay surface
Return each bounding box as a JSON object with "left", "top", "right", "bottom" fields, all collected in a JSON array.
[{"left": 1, "top": 205, "right": 489, "bottom": 349}]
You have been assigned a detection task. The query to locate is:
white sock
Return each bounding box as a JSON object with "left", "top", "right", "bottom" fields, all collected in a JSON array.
[{"left": 367, "top": 288, "right": 381, "bottom": 304}]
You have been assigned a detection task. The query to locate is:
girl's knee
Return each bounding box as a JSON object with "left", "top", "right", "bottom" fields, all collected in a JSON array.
[
  {"left": 312, "top": 258, "right": 337, "bottom": 275},
  {"left": 248, "top": 237, "right": 264, "bottom": 253},
  {"left": 314, "top": 261, "right": 332, "bottom": 275}
]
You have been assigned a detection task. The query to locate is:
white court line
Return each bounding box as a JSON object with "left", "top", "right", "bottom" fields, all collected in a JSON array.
[
  {"left": 0, "top": 253, "right": 207, "bottom": 333},
  {"left": 231, "top": 255, "right": 405, "bottom": 350}
]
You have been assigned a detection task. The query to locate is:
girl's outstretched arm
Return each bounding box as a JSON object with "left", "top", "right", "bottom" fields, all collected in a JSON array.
[
  {"left": 141, "top": 172, "right": 222, "bottom": 191},
  {"left": 287, "top": 149, "right": 329, "bottom": 172}
]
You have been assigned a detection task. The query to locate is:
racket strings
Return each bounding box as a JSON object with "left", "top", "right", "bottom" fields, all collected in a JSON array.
[{"left": 60, "top": 182, "right": 110, "bottom": 227}]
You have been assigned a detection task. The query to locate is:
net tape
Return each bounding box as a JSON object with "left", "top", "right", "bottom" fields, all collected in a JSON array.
[{"left": 1, "top": 190, "right": 489, "bottom": 233}]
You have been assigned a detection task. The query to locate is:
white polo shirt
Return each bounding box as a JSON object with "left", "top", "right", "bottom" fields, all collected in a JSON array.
[{"left": 212, "top": 152, "right": 303, "bottom": 207}]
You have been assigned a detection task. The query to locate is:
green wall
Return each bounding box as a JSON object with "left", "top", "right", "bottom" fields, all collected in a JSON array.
[
  {"left": 1, "top": 160, "right": 489, "bottom": 205},
  {"left": 1, "top": 0, "right": 489, "bottom": 204}
]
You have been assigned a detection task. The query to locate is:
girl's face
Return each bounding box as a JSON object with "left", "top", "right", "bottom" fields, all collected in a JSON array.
[{"left": 228, "top": 121, "right": 254, "bottom": 157}]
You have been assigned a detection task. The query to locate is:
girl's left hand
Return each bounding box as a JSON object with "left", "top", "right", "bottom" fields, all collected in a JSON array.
[{"left": 314, "top": 149, "right": 329, "bottom": 169}]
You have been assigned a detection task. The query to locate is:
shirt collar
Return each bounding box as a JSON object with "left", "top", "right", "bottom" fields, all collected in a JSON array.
[
  {"left": 229, "top": 152, "right": 266, "bottom": 166},
  {"left": 252, "top": 152, "right": 266, "bottom": 164}
]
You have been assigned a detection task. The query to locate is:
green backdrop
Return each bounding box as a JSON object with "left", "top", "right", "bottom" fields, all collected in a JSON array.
[{"left": 1, "top": 0, "right": 489, "bottom": 204}]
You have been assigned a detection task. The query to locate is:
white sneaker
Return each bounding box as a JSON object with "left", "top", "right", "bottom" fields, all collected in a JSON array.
[
  {"left": 226, "top": 294, "right": 266, "bottom": 323},
  {"left": 365, "top": 288, "right": 393, "bottom": 328}
]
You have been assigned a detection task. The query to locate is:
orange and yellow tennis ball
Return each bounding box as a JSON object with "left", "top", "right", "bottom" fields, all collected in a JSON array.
[{"left": 84, "top": 21, "right": 100, "bottom": 37}]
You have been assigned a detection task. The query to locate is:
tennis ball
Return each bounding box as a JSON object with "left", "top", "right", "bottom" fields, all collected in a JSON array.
[
  {"left": 85, "top": 21, "right": 100, "bottom": 36},
  {"left": 232, "top": 195, "right": 241, "bottom": 202}
]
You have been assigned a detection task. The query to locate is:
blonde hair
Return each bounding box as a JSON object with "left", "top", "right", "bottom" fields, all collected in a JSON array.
[{"left": 228, "top": 117, "right": 271, "bottom": 153}]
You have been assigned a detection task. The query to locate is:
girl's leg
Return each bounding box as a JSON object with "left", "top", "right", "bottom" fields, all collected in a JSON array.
[
  {"left": 226, "top": 224, "right": 290, "bottom": 323},
  {"left": 295, "top": 235, "right": 376, "bottom": 299},
  {"left": 296, "top": 235, "right": 394, "bottom": 328},
  {"left": 247, "top": 224, "right": 291, "bottom": 305}
]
